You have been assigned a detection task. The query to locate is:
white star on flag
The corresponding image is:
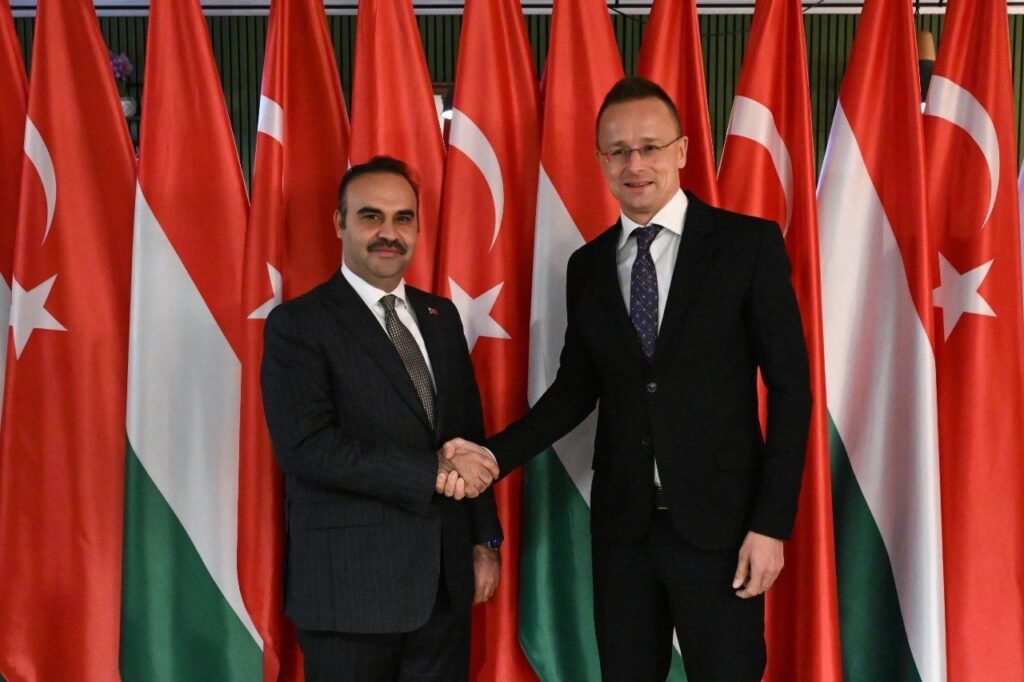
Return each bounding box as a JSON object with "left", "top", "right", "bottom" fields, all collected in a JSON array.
[
  {"left": 248, "top": 263, "right": 283, "bottom": 319},
  {"left": 10, "top": 274, "right": 67, "bottom": 358},
  {"left": 448, "top": 277, "right": 511, "bottom": 353},
  {"left": 933, "top": 252, "right": 996, "bottom": 340}
]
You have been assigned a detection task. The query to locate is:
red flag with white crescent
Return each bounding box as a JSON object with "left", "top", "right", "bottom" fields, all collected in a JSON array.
[
  {"left": 435, "top": 0, "right": 539, "bottom": 679},
  {"left": 349, "top": 0, "right": 444, "bottom": 291},
  {"left": 717, "top": 1, "right": 841, "bottom": 679},
  {"left": 637, "top": 0, "right": 719, "bottom": 205},
  {"left": 923, "top": 1, "right": 1024, "bottom": 678},
  {"left": 239, "top": 0, "right": 350, "bottom": 679},
  {"left": 0, "top": 0, "right": 135, "bottom": 678}
]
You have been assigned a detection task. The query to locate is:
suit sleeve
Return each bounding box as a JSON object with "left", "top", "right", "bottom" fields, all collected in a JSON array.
[
  {"left": 487, "top": 249, "right": 602, "bottom": 475},
  {"left": 260, "top": 304, "right": 438, "bottom": 515},
  {"left": 445, "top": 301, "right": 503, "bottom": 545},
  {"left": 745, "top": 223, "right": 812, "bottom": 539}
]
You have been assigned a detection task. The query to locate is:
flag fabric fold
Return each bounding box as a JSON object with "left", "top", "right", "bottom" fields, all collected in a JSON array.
[
  {"left": 349, "top": 0, "right": 444, "bottom": 291},
  {"left": 817, "top": 0, "right": 945, "bottom": 679},
  {"left": 923, "top": 2, "right": 1024, "bottom": 679},
  {"left": 434, "top": 0, "right": 539, "bottom": 679},
  {"left": 0, "top": 0, "right": 26, "bottom": 420},
  {"left": 239, "top": 0, "right": 350, "bottom": 678},
  {"left": 0, "top": 0, "right": 135, "bottom": 679},
  {"left": 517, "top": 1, "right": 655, "bottom": 680},
  {"left": 716, "top": 1, "right": 841, "bottom": 679},
  {"left": 121, "top": 0, "right": 262, "bottom": 678},
  {"left": 636, "top": 0, "right": 719, "bottom": 205}
]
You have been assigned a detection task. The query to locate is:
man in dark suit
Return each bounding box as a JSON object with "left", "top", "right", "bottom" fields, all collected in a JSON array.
[
  {"left": 261, "top": 156, "right": 504, "bottom": 681},
  {"left": 444, "top": 78, "right": 812, "bottom": 681}
]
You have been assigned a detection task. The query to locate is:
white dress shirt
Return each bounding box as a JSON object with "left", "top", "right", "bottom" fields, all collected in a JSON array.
[
  {"left": 341, "top": 263, "right": 436, "bottom": 388},
  {"left": 616, "top": 188, "right": 688, "bottom": 325},
  {"left": 614, "top": 188, "right": 689, "bottom": 486}
]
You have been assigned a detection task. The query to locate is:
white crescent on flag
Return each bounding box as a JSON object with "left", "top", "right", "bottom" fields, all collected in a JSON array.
[
  {"left": 23, "top": 117, "right": 57, "bottom": 244},
  {"left": 257, "top": 95, "right": 284, "bottom": 144},
  {"left": 925, "top": 76, "right": 1000, "bottom": 228},
  {"left": 722, "top": 96, "right": 794, "bottom": 233},
  {"left": 449, "top": 108, "right": 504, "bottom": 251}
]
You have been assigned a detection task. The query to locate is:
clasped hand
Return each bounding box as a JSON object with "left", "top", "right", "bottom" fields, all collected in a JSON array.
[{"left": 435, "top": 438, "right": 498, "bottom": 500}]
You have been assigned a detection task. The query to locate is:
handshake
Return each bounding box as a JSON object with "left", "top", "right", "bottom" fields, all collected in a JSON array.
[{"left": 435, "top": 438, "right": 499, "bottom": 500}]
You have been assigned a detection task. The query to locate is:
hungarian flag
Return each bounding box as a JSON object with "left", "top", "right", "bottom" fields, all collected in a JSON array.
[
  {"left": 817, "top": 0, "right": 945, "bottom": 679},
  {"left": 121, "top": 0, "right": 262, "bottom": 679},
  {"left": 0, "top": 0, "right": 26, "bottom": 419},
  {"left": 636, "top": 0, "right": 718, "bottom": 205},
  {"left": 923, "top": 1, "right": 1024, "bottom": 678},
  {"left": 0, "top": 0, "right": 135, "bottom": 678},
  {"left": 239, "top": 0, "right": 350, "bottom": 678},
  {"left": 516, "top": 1, "right": 662, "bottom": 680},
  {"left": 434, "top": 0, "right": 538, "bottom": 679},
  {"left": 349, "top": 0, "right": 444, "bottom": 291},
  {"left": 716, "top": 1, "right": 841, "bottom": 679}
]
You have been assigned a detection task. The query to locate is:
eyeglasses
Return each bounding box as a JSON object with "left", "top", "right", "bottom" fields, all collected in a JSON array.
[{"left": 597, "top": 135, "right": 684, "bottom": 167}]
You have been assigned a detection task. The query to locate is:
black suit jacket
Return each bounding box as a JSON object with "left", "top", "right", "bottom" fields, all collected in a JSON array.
[
  {"left": 488, "top": 193, "right": 811, "bottom": 550},
  {"left": 261, "top": 272, "right": 501, "bottom": 633}
]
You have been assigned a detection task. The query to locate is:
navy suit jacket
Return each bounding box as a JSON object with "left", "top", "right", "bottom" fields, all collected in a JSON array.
[
  {"left": 488, "top": 192, "right": 811, "bottom": 550},
  {"left": 261, "top": 272, "right": 501, "bottom": 633}
]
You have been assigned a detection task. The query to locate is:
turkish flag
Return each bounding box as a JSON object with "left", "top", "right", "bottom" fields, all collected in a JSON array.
[
  {"left": 238, "top": 0, "right": 350, "bottom": 680},
  {"left": 349, "top": 0, "right": 444, "bottom": 291},
  {"left": 717, "top": 1, "right": 841, "bottom": 680},
  {"left": 923, "top": 1, "right": 1024, "bottom": 678},
  {"left": 435, "top": 0, "right": 539, "bottom": 680},
  {"left": 0, "top": 0, "right": 26, "bottom": 420},
  {"left": 0, "top": 0, "right": 135, "bottom": 679},
  {"left": 636, "top": 0, "right": 719, "bottom": 205}
]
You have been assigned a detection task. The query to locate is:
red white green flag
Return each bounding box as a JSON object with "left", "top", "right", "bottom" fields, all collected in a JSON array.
[
  {"left": 0, "top": 0, "right": 135, "bottom": 678},
  {"left": 435, "top": 0, "right": 539, "bottom": 679},
  {"left": 238, "top": 0, "right": 350, "bottom": 678},
  {"left": 923, "top": 1, "right": 1024, "bottom": 678},
  {"left": 818, "top": 0, "right": 945, "bottom": 679},
  {"left": 120, "top": 1, "right": 262, "bottom": 678}
]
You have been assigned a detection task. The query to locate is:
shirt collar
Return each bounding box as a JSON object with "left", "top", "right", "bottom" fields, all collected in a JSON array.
[
  {"left": 341, "top": 263, "right": 409, "bottom": 311},
  {"left": 617, "top": 188, "right": 688, "bottom": 250}
]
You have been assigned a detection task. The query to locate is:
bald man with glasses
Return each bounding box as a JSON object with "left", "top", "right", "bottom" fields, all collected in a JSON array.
[{"left": 444, "top": 77, "right": 811, "bottom": 681}]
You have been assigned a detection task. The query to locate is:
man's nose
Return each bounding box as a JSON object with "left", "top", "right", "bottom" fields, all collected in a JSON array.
[
  {"left": 378, "top": 218, "right": 399, "bottom": 239},
  {"left": 623, "top": 148, "right": 646, "bottom": 171}
]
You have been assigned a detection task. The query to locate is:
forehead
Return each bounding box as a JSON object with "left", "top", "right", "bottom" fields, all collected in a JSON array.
[
  {"left": 597, "top": 97, "right": 678, "bottom": 145},
  {"left": 344, "top": 172, "right": 417, "bottom": 210}
]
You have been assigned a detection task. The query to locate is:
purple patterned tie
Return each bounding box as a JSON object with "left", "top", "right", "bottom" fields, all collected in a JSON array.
[{"left": 630, "top": 224, "right": 662, "bottom": 361}]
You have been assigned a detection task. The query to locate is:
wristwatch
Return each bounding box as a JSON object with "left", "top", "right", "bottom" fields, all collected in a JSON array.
[{"left": 485, "top": 537, "right": 503, "bottom": 550}]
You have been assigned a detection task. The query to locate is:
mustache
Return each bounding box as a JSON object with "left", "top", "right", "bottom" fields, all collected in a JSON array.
[{"left": 368, "top": 238, "right": 407, "bottom": 255}]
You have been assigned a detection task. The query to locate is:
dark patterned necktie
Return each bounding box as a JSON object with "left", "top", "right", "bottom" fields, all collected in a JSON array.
[
  {"left": 630, "top": 224, "right": 662, "bottom": 361},
  {"left": 380, "top": 294, "right": 436, "bottom": 428}
]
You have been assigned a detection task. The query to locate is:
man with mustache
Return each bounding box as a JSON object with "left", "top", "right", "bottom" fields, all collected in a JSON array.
[{"left": 261, "top": 155, "right": 503, "bottom": 681}]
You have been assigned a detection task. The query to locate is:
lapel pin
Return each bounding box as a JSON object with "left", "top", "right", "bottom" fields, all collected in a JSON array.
[{"left": 427, "top": 307, "right": 439, "bottom": 316}]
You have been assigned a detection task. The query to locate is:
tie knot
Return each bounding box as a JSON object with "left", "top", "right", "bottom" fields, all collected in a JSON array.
[
  {"left": 379, "top": 294, "right": 398, "bottom": 313},
  {"left": 633, "top": 224, "right": 662, "bottom": 251}
]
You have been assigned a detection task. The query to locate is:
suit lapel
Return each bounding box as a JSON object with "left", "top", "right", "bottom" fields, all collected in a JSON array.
[
  {"left": 654, "top": 192, "right": 718, "bottom": 362},
  {"left": 320, "top": 273, "right": 433, "bottom": 431},
  {"left": 592, "top": 224, "right": 649, "bottom": 369}
]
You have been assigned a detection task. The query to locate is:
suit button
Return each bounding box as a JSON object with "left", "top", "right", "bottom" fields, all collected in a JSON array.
[
  {"left": 646, "top": 382, "right": 657, "bottom": 393},
  {"left": 641, "top": 437, "right": 651, "bottom": 448}
]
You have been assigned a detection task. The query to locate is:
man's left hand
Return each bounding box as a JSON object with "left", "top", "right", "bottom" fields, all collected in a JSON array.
[
  {"left": 472, "top": 545, "right": 500, "bottom": 604},
  {"left": 732, "top": 531, "right": 784, "bottom": 599}
]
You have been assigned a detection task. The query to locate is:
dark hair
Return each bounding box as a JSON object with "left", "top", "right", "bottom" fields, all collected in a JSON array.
[
  {"left": 337, "top": 155, "right": 420, "bottom": 218},
  {"left": 595, "top": 77, "right": 682, "bottom": 144}
]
